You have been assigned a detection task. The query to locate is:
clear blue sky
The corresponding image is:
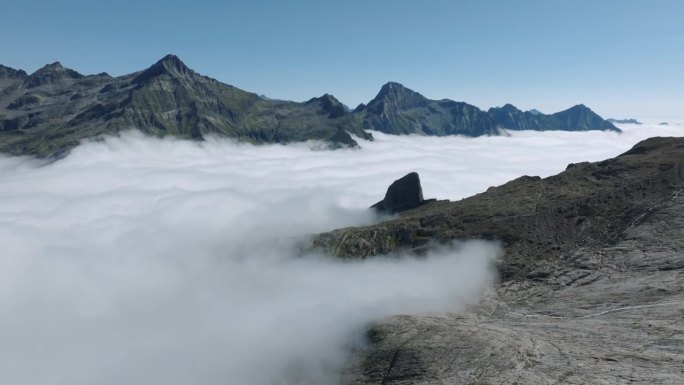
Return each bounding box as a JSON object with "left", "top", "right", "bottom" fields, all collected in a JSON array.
[{"left": 1, "top": 0, "right": 682, "bottom": 119}]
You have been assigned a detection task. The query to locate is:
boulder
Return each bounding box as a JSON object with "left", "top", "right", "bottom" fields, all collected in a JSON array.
[{"left": 371, "top": 172, "right": 426, "bottom": 214}]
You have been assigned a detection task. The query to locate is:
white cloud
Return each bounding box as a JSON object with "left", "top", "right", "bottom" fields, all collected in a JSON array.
[{"left": 0, "top": 123, "right": 680, "bottom": 384}]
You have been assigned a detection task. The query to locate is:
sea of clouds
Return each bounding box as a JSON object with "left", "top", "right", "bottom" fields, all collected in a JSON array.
[{"left": 0, "top": 122, "right": 681, "bottom": 384}]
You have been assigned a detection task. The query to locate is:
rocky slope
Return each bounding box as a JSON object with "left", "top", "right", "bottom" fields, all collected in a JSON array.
[
  {"left": 0, "top": 55, "right": 372, "bottom": 157},
  {"left": 313, "top": 137, "right": 684, "bottom": 384}
]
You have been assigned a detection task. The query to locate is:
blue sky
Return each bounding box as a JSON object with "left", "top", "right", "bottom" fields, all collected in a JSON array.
[{"left": 1, "top": 0, "right": 682, "bottom": 118}]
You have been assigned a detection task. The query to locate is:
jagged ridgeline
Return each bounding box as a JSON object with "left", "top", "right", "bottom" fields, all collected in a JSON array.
[
  {"left": 354, "top": 82, "right": 500, "bottom": 136},
  {"left": 354, "top": 82, "right": 618, "bottom": 136},
  {"left": 0, "top": 55, "right": 372, "bottom": 157},
  {"left": 0, "top": 55, "right": 618, "bottom": 157}
]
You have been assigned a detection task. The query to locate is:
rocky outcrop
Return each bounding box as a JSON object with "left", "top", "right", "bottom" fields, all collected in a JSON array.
[
  {"left": 371, "top": 172, "right": 432, "bottom": 214},
  {"left": 342, "top": 190, "right": 684, "bottom": 384},
  {"left": 314, "top": 137, "right": 684, "bottom": 384},
  {"left": 314, "top": 137, "right": 684, "bottom": 277}
]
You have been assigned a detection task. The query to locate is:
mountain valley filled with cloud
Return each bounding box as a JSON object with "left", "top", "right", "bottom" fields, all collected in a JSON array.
[{"left": 1, "top": 122, "right": 680, "bottom": 384}]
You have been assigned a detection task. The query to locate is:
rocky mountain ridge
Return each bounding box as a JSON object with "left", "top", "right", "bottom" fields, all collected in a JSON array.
[
  {"left": 608, "top": 118, "right": 643, "bottom": 125},
  {"left": 355, "top": 82, "right": 501, "bottom": 137},
  {"left": 0, "top": 55, "right": 373, "bottom": 157},
  {"left": 312, "top": 137, "right": 684, "bottom": 384},
  {"left": 1, "top": 55, "right": 617, "bottom": 157},
  {"left": 488, "top": 103, "right": 619, "bottom": 132},
  {"left": 356, "top": 82, "right": 618, "bottom": 136}
]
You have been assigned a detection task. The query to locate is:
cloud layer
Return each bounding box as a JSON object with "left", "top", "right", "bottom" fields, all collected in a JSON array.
[{"left": 0, "top": 123, "right": 681, "bottom": 384}]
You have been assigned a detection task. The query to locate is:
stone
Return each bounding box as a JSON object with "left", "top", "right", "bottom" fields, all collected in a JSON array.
[{"left": 371, "top": 172, "right": 425, "bottom": 214}]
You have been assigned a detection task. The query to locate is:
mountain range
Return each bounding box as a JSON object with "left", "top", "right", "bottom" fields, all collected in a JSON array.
[
  {"left": 488, "top": 103, "right": 618, "bottom": 132},
  {"left": 1, "top": 55, "right": 618, "bottom": 157}
]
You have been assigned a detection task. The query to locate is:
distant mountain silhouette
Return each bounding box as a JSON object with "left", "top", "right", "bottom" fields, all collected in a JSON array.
[
  {"left": 357, "top": 83, "right": 617, "bottom": 136},
  {"left": 355, "top": 82, "right": 500, "bottom": 136},
  {"left": 607, "top": 118, "right": 642, "bottom": 125},
  {"left": 488, "top": 103, "right": 619, "bottom": 132}
]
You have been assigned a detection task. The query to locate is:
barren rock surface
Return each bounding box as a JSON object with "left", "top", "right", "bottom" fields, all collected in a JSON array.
[{"left": 315, "top": 137, "right": 684, "bottom": 384}]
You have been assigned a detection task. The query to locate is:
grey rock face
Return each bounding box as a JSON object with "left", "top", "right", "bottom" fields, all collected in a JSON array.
[
  {"left": 371, "top": 172, "right": 426, "bottom": 214},
  {"left": 343, "top": 193, "right": 684, "bottom": 384},
  {"left": 312, "top": 137, "right": 684, "bottom": 384}
]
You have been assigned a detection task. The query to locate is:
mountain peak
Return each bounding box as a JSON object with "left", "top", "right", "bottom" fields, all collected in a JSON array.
[
  {"left": 381, "top": 81, "right": 405, "bottom": 89},
  {"left": 45, "top": 61, "right": 63, "bottom": 69},
  {"left": 320, "top": 93, "right": 340, "bottom": 103},
  {"left": 569, "top": 103, "right": 588, "bottom": 110},
  {"left": 557, "top": 104, "right": 595, "bottom": 116},
  {"left": 306, "top": 93, "right": 342, "bottom": 105},
  {"left": 367, "top": 81, "right": 428, "bottom": 110},
  {"left": 0, "top": 64, "right": 28, "bottom": 79},
  {"left": 133, "top": 54, "right": 192, "bottom": 83},
  {"left": 33, "top": 61, "right": 74, "bottom": 75},
  {"left": 25, "top": 61, "right": 82, "bottom": 88},
  {"left": 488, "top": 103, "right": 523, "bottom": 115},
  {"left": 552, "top": 104, "right": 619, "bottom": 132},
  {"left": 557, "top": 104, "right": 596, "bottom": 116},
  {"left": 157, "top": 54, "right": 188, "bottom": 71},
  {"left": 377, "top": 81, "right": 413, "bottom": 96},
  {"left": 306, "top": 93, "right": 348, "bottom": 118},
  {"left": 500, "top": 103, "right": 521, "bottom": 112}
]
